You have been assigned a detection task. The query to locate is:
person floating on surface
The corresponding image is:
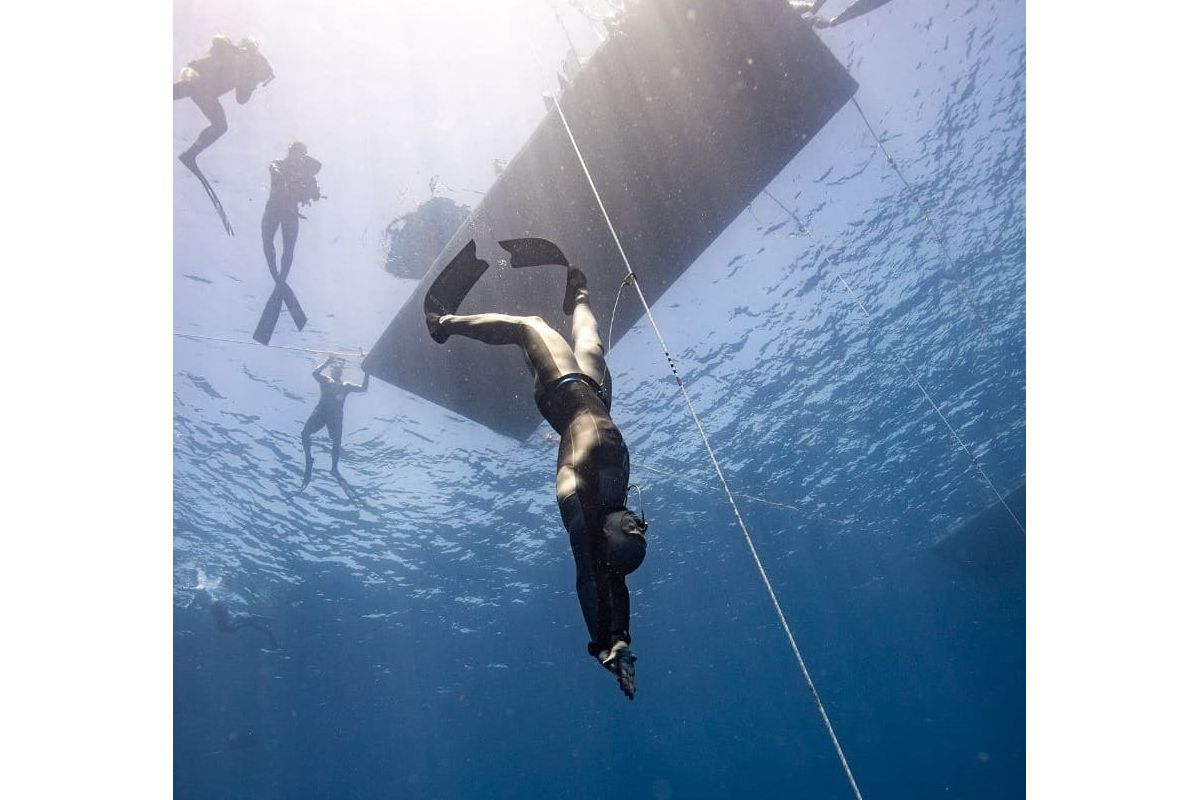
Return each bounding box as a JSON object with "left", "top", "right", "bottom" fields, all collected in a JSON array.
[
  {"left": 426, "top": 248, "right": 647, "bottom": 699},
  {"left": 300, "top": 356, "right": 369, "bottom": 491},
  {"left": 254, "top": 142, "right": 323, "bottom": 344}
]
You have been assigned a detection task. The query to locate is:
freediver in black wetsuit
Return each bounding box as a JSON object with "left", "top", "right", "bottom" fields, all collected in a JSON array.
[
  {"left": 191, "top": 588, "right": 278, "bottom": 650},
  {"left": 300, "top": 356, "right": 369, "bottom": 490},
  {"left": 255, "top": 142, "right": 323, "bottom": 344},
  {"left": 427, "top": 263, "right": 647, "bottom": 700}
]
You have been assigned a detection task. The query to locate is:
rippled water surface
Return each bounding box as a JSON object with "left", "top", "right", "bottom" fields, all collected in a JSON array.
[{"left": 175, "top": 1, "right": 1025, "bottom": 797}]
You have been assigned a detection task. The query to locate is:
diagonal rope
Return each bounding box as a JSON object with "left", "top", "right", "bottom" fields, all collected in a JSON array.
[
  {"left": 549, "top": 94, "right": 866, "bottom": 800},
  {"left": 847, "top": 95, "right": 1006, "bottom": 360},
  {"left": 636, "top": 462, "right": 806, "bottom": 513},
  {"left": 174, "top": 331, "right": 362, "bottom": 359},
  {"left": 761, "top": 189, "right": 1024, "bottom": 535}
]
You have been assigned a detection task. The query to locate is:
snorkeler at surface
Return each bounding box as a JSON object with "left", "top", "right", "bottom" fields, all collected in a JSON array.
[
  {"left": 191, "top": 588, "right": 278, "bottom": 650},
  {"left": 173, "top": 36, "right": 274, "bottom": 169},
  {"left": 255, "top": 142, "right": 323, "bottom": 344},
  {"left": 426, "top": 247, "right": 647, "bottom": 700},
  {"left": 300, "top": 356, "right": 369, "bottom": 491}
]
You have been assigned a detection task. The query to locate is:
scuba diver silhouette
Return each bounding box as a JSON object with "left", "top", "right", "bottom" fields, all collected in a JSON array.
[
  {"left": 191, "top": 588, "right": 278, "bottom": 650},
  {"left": 300, "top": 356, "right": 369, "bottom": 492},
  {"left": 173, "top": 35, "right": 275, "bottom": 234},
  {"left": 254, "top": 142, "right": 323, "bottom": 345},
  {"left": 426, "top": 239, "right": 647, "bottom": 700}
]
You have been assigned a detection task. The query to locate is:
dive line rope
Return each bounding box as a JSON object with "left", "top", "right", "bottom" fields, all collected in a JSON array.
[
  {"left": 549, "top": 93, "right": 866, "bottom": 800},
  {"left": 847, "top": 95, "right": 1005, "bottom": 358},
  {"left": 174, "top": 331, "right": 362, "bottom": 359},
  {"left": 761, "top": 189, "right": 1025, "bottom": 535}
]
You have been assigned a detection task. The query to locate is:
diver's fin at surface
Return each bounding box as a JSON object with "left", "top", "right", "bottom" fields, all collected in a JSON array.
[
  {"left": 826, "top": 0, "right": 894, "bottom": 27},
  {"left": 252, "top": 281, "right": 307, "bottom": 345},
  {"left": 424, "top": 240, "right": 490, "bottom": 317},
  {"left": 181, "top": 156, "right": 235, "bottom": 236},
  {"left": 499, "top": 237, "right": 571, "bottom": 269},
  {"left": 280, "top": 282, "right": 307, "bottom": 330}
]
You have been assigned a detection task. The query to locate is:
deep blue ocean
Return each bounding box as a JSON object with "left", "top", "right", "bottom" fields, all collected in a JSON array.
[{"left": 174, "top": 1, "right": 1026, "bottom": 797}]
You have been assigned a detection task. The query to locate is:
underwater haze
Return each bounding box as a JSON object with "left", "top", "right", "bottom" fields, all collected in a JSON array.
[{"left": 174, "top": 1, "right": 1026, "bottom": 798}]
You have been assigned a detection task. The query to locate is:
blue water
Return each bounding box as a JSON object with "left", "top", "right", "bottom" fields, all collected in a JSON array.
[{"left": 174, "top": 1, "right": 1026, "bottom": 797}]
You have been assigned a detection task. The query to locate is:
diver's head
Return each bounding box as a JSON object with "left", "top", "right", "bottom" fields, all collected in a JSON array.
[
  {"left": 288, "top": 141, "right": 308, "bottom": 159},
  {"left": 329, "top": 358, "right": 344, "bottom": 379},
  {"left": 600, "top": 508, "right": 648, "bottom": 576}
]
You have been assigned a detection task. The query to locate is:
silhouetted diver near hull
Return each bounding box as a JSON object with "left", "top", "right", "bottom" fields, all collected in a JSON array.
[
  {"left": 254, "top": 143, "right": 321, "bottom": 344},
  {"left": 173, "top": 35, "right": 274, "bottom": 236}
]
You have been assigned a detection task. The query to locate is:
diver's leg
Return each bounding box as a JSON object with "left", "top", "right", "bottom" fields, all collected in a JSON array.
[
  {"left": 180, "top": 94, "right": 228, "bottom": 164},
  {"left": 433, "top": 313, "right": 580, "bottom": 385},
  {"left": 433, "top": 312, "right": 528, "bottom": 346},
  {"left": 300, "top": 409, "right": 325, "bottom": 489},
  {"left": 261, "top": 209, "right": 281, "bottom": 279},
  {"left": 568, "top": 271, "right": 611, "bottom": 391},
  {"left": 279, "top": 213, "right": 299, "bottom": 280},
  {"left": 328, "top": 412, "right": 344, "bottom": 475}
]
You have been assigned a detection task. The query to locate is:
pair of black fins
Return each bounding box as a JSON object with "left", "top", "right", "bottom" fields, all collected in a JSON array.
[
  {"left": 423, "top": 237, "right": 570, "bottom": 320},
  {"left": 253, "top": 278, "right": 307, "bottom": 345},
  {"left": 180, "top": 155, "right": 305, "bottom": 344}
]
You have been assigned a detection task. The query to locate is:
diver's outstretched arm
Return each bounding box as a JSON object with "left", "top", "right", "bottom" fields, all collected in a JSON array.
[
  {"left": 349, "top": 372, "right": 370, "bottom": 393},
  {"left": 312, "top": 356, "right": 334, "bottom": 380}
]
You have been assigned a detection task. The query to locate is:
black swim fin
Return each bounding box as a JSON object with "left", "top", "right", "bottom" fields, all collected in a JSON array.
[
  {"left": 253, "top": 279, "right": 307, "bottom": 345},
  {"left": 181, "top": 154, "right": 235, "bottom": 236},
  {"left": 424, "top": 239, "right": 490, "bottom": 317},
  {"left": 498, "top": 237, "right": 570, "bottom": 269}
]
